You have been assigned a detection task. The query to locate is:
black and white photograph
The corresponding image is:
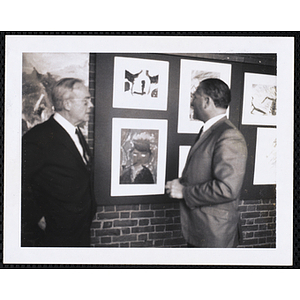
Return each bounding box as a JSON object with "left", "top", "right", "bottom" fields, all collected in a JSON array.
[{"left": 3, "top": 36, "right": 293, "bottom": 266}]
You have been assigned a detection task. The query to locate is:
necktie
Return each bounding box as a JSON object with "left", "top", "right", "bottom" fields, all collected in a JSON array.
[{"left": 75, "top": 126, "right": 91, "bottom": 165}]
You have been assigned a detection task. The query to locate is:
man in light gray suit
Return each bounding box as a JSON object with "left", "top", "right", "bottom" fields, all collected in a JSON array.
[{"left": 166, "top": 78, "right": 247, "bottom": 247}]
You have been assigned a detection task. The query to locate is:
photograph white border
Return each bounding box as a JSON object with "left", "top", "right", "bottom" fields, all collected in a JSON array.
[
  {"left": 113, "top": 56, "right": 169, "bottom": 111},
  {"left": 111, "top": 118, "right": 168, "bottom": 196},
  {"left": 4, "top": 36, "right": 293, "bottom": 265},
  {"left": 178, "top": 59, "right": 232, "bottom": 133},
  {"left": 242, "top": 72, "right": 277, "bottom": 126}
]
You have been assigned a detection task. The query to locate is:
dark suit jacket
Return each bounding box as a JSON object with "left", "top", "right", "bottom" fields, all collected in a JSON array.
[
  {"left": 180, "top": 117, "right": 247, "bottom": 247},
  {"left": 22, "top": 115, "right": 96, "bottom": 247}
]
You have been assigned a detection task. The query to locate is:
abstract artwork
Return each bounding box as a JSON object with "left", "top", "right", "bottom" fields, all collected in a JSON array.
[
  {"left": 178, "top": 59, "right": 231, "bottom": 133},
  {"left": 253, "top": 127, "right": 277, "bottom": 185},
  {"left": 113, "top": 57, "right": 169, "bottom": 111},
  {"left": 111, "top": 118, "right": 168, "bottom": 196},
  {"left": 22, "top": 53, "right": 90, "bottom": 135},
  {"left": 242, "top": 73, "right": 277, "bottom": 125}
]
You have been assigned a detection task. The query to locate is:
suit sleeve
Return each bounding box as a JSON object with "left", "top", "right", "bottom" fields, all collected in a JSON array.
[
  {"left": 182, "top": 129, "right": 248, "bottom": 208},
  {"left": 22, "top": 134, "right": 45, "bottom": 226}
]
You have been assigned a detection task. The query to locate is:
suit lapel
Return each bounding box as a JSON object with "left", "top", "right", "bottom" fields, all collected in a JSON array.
[
  {"left": 48, "top": 116, "right": 89, "bottom": 170},
  {"left": 183, "top": 117, "right": 227, "bottom": 170}
]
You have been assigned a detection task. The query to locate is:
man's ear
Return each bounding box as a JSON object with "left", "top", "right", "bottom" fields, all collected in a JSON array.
[
  {"left": 63, "top": 99, "right": 71, "bottom": 111},
  {"left": 203, "top": 96, "right": 210, "bottom": 108}
]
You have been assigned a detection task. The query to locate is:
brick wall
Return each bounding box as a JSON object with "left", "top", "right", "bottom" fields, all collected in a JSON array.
[
  {"left": 88, "top": 54, "right": 276, "bottom": 248},
  {"left": 90, "top": 203, "right": 186, "bottom": 247}
]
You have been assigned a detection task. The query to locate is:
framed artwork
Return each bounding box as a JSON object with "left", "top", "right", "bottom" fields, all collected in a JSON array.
[
  {"left": 178, "top": 145, "right": 191, "bottom": 178},
  {"left": 111, "top": 118, "right": 168, "bottom": 196},
  {"left": 242, "top": 73, "right": 277, "bottom": 125},
  {"left": 178, "top": 59, "right": 231, "bottom": 133},
  {"left": 253, "top": 127, "right": 277, "bottom": 185},
  {"left": 22, "top": 52, "right": 90, "bottom": 136},
  {"left": 113, "top": 57, "right": 169, "bottom": 111}
]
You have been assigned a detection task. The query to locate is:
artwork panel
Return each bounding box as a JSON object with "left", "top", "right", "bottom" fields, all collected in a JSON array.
[
  {"left": 178, "top": 59, "right": 232, "bottom": 133},
  {"left": 111, "top": 118, "right": 168, "bottom": 196},
  {"left": 178, "top": 146, "right": 191, "bottom": 178},
  {"left": 22, "top": 52, "right": 90, "bottom": 135},
  {"left": 242, "top": 73, "right": 277, "bottom": 125},
  {"left": 113, "top": 57, "right": 169, "bottom": 111},
  {"left": 253, "top": 127, "right": 277, "bottom": 185}
]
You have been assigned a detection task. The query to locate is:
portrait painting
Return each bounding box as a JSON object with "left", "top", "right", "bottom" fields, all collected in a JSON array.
[
  {"left": 113, "top": 56, "right": 169, "bottom": 111},
  {"left": 111, "top": 118, "right": 168, "bottom": 196},
  {"left": 242, "top": 73, "right": 277, "bottom": 126},
  {"left": 253, "top": 127, "right": 277, "bottom": 185},
  {"left": 22, "top": 52, "right": 90, "bottom": 136},
  {"left": 177, "top": 59, "right": 232, "bottom": 133}
]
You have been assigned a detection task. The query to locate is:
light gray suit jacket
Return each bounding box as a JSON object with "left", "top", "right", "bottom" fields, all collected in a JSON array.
[{"left": 180, "top": 117, "right": 247, "bottom": 247}]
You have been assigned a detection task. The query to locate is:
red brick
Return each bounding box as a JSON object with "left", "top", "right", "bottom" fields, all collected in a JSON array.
[
  {"left": 90, "top": 237, "right": 100, "bottom": 244},
  {"left": 104, "top": 205, "right": 115, "bottom": 212},
  {"left": 255, "top": 217, "right": 273, "bottom": 224},
  {"left": 269, "top": 210, "right": 276, "bottom": 217},
  {"left": 246, "top": 205, "right": 257, "bottom": 212},
  {"left": 164, "top": 238, "right": 186, "bottom": 246},
  {"left": 139, "top": 219, "right": 149, "bottom": 226},
  {"left": 91, "top": 221, "right": 101, "bottom": 228},
  {"left": 267, "top": 237, "right": 276, "bottom": 243},
  {"left": 101, "top": 237, "right": 111, "bottom": 243},
  {"left": 113, "top": 234, "right": 137, "bottom": 242},
  {"left": 254, "top": 230, "right": 273, "bottom": 237},
  {"left": 151, "top": 217, "right": 173, "bottom": 225},
  {"left": 140, "top": 204, "right": 150, "bottom": 210},
  {"left": 149, "top": 232, "right": 172, "bottom": 240},
  {"left": 166, "top": 224, "right": 181, "bottom": 231},
  {"left": 116, "top": 204, "right": 139, "bottom": 211},
  {"left": 121, "top": 212, "right": 130, "bottom": 218},
  {"left": 155, "top": 210, "right": 165, "bottom": 217},
  {"left": 138, "top": 234, "right": 148, "bottom": 241},
  {"left": 156, "top": 225, "right": 166, "bottom": 232},
  {"left": 114, "top": 220, "right": 138, "bottom": 227},
  {"left": 154, "top": 240, "right": 164, "bottom": 247},
  {"left": 151, "top": 203, "right": 174, "bottom": 210},
  {"left": 131, "top": 211, "right": 154, "bottom": 218},
  {"left": 242, "top": 238, "right": 259, "bottom": 245},
  {"left": 242, "top": 212, "right": 260, "bottom": 218},
  {"left": 131, "top": 241, "right": 153, "bottom": 247},
  {"left": 96, "top": 229, "right": 120, "bottom": 236},
  {"left": 172, "top": 230, "right": 183, "bottom": 238},
  {"left": 120, "top": 243, "right": 130, "bottom": 247},
  {"left": 103, "top": 221, "right": 113, "bottom": 228},
  {"left": 97, "top": 212, "right": 119, "bottom": 220},
  {"left": 243, "top": 200, "right": 261, "bottom": 205},
  {"left": 122, "top": 228, "right": 130, "bottom": 234},
  {"left": 242, "top": 225, "right": 259, "bottom": 231},
  {"left": 166, "top": 209, "right": 180, "bottom": 217},
  {"left": 257, "top": 204, "right": 275, "bottom": 211},
  {"left": 132, "top": 226, "right": 155, "bottom": 233}
]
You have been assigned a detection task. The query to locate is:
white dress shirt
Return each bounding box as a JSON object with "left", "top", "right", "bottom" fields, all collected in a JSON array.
[
  {"left": 202, "top": 113, "right": 227, "bottom": 133},
  {"left": 53, "top": 112, "right": 85, "bottom": 161}
]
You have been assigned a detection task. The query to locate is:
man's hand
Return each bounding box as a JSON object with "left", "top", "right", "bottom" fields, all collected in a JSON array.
[
  {"left": 165, "top": 179, "right": 184, "bottom": 199},
  {"left": 38, "top": 216, "right": 46, "bottom": 231}
]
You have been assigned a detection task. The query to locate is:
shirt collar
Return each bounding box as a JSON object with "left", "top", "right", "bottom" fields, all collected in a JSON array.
[
  {"left": 203, "top": 113, "right": 227, "bottom": 133},
  {"left": 53, "top": 112, "right": 77, "bottom": 136}
]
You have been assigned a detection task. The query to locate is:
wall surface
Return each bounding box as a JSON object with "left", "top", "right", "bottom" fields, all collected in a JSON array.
[{"left": 88, "top": 53, "right": 276, "bottom": 248}]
